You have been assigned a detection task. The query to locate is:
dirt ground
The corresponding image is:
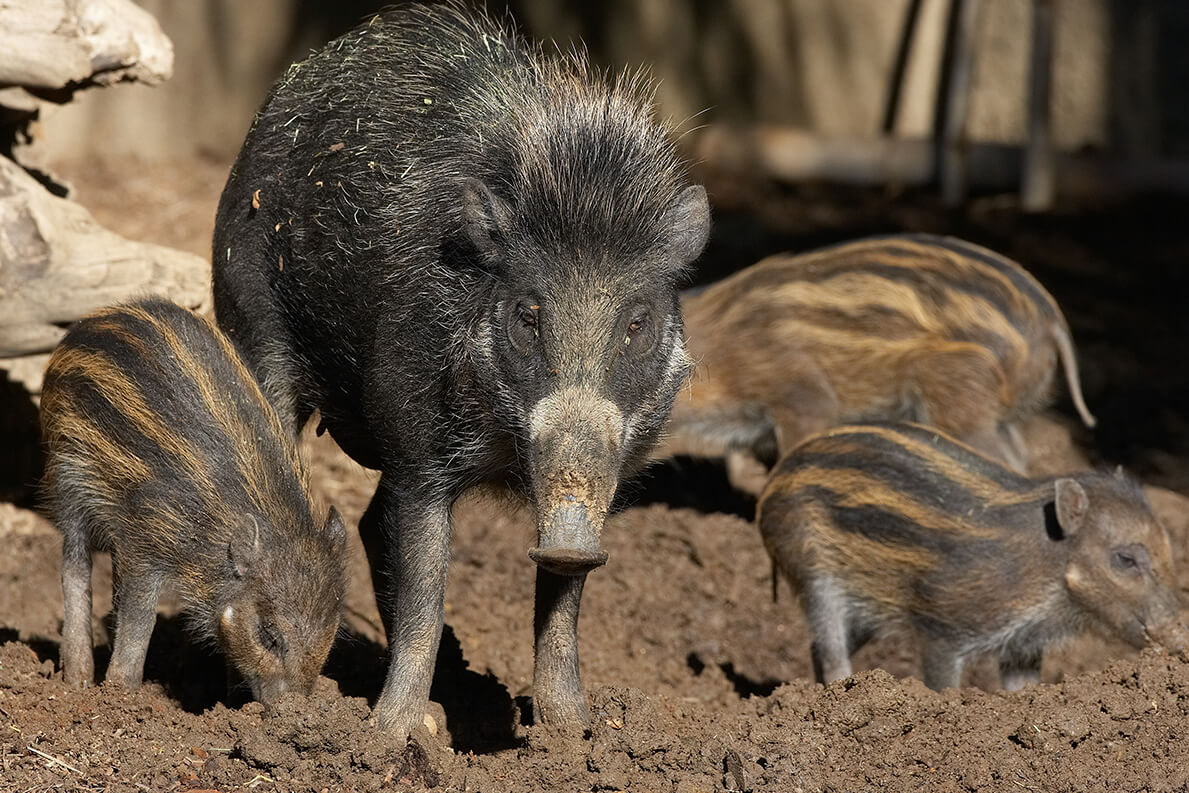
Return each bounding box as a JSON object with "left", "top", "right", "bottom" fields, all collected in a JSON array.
[{"left": 3, "top": 156, "right": 1189, "bottom": 792}]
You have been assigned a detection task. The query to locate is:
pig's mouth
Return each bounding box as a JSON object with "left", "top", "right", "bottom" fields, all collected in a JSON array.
[{"left": 529, "top": 496, "right": 610, "bottom": 575}]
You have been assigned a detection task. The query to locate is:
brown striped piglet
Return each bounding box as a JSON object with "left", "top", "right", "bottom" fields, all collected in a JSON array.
[
  {"left": 41, "top": 298, "right": 347, "bottom": 706},
  {"left": 758, "top": 422, "right": 1187, "bottom": 691},
  {"left": 665, "top": 234, "right": 1095, "bottom": 480}
]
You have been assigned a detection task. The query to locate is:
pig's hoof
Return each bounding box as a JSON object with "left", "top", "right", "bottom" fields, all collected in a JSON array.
[{"left": 528, "top": 546, "right": 609, "bottom": 574}]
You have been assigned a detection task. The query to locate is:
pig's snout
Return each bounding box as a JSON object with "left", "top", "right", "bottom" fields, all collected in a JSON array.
[
  {"left": 529, "top": 388, "right": 622, "bottom": 576},
  {"left": 530, "top": 496, "right": 610, "bottom": 574}
]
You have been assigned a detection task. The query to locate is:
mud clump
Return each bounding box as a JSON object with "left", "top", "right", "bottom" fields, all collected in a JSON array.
[{"left": 227, "top": 685, "right": 446, "bottom": 791}]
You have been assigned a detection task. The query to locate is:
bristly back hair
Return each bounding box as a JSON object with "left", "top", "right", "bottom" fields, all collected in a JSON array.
[{"left": 277, "top": 0, "right": 692, "bottom": 276}]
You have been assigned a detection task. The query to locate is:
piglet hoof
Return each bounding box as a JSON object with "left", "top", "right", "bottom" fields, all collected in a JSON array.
[{"left": 527, "top": 546, "right": 609, "bottom": 575}]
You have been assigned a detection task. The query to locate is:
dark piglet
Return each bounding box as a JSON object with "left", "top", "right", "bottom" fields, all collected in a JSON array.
[
  {"left": 665, "top": 234, "right": 1095, "bottom": 480},
  {"left": 758, "top": 422, "right": 1186, "bottom": 691},
  {"left": 41, "top": 299, "right": 347, "bottom": 705},
  {"left": 212, "top": 3, "right": 708, "bottom": 739}
]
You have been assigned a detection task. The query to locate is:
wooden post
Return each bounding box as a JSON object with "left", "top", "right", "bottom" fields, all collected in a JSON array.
[
  {"left": 935, "top": 0, "right": 983, "bottom": 207},
  {"left": 1022, "top": 0, "right": 1056, "bottom": 211},
  {"left": 883, "top": 0, "right": 925, "bottom": 135}
]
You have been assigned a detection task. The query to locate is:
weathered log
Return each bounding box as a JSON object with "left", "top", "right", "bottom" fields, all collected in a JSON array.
[
  {"left": 0, "top": 0, "right": 173, "bottom": 93},
  {"left": 0, "top": 155, "right": 209, "bottom": 358}
]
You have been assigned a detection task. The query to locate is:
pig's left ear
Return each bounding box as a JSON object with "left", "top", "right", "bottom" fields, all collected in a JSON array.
[
  {"left": 462, "top": 178, "right": 515, "bottom": 264},
  {"left": 1054, "top": 478, "right": 1089, "bottom": 537},
  {"left": 663, "top": 184, "right": 710, "bottom": 268}
]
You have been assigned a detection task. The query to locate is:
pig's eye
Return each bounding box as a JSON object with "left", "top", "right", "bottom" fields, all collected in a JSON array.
[
  {"left": 257, "top": 623, "right": 288, "bottom": 657},
  {"left": 1111, "top": 545, "right": 1149, "bottom": 576},
  {"left": 508, "top": 302, "right": 540, "bottom": 354},
  {"left": 620, "top": 310, "right": 655, "bottom": 357}
]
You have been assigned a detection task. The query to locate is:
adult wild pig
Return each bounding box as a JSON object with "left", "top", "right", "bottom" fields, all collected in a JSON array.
[
  {"left": 758, "top": 422, "right": 1187, "bottom": 690},
  {"left": 42, "top": 299, "right": 347, "bottom": 705},
  {"left": 664, "top": 233, "right": 1095, "bottom": 478},
  {"left": 212, "top": 4, "right": 708, "bottom": 739}
]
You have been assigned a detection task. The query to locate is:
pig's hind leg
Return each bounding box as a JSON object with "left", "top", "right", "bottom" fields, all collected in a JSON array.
[
  {"left": 59, "top": 509, "right": 95, "bottom": 688},
  {"left": 804, "top": 575, "right": 854, "bottom": 685},
  {"left": 104, "top": 556, "right": 162, "bottom": 690}
]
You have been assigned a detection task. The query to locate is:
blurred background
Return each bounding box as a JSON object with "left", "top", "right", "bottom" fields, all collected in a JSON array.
[
  {"left": 5, "top": 0, "right": 1189, "bottom": 503},
  {"left": 35, "top": 0, "right": 1189, "bottom": 164}
]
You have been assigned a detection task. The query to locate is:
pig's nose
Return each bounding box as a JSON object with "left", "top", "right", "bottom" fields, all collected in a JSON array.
[
  {"left": 528, "top": 546, "right": 609, "bottom": 575},
  {"left": 531, "top": 498, "right": 609, "bottom": 575}
]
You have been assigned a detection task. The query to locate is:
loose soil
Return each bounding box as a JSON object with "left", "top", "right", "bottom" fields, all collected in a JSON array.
[{"left": 3, "top": 157, "right": 1189, "bottom": 791}]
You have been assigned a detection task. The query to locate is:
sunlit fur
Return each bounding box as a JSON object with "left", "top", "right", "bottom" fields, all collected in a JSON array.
[
  {"left": 667, "top": 234, "right": 1094, "bottom": 472},
  {"left": 42, "top": 299, "right": 347, "bottom": 702},
  {"left": 758, "top": 422, "right": 1184, "bottom": 691}
]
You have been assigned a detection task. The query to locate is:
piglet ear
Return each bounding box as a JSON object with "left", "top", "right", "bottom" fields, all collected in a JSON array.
[
  {"left": 462, "top": 178, "right": 514, "bottom": 262},
  {"left": 229, "top": 514, "right": 262, "bottom": 578},
  {"left": 1054, "top": 478, "right": 1089, "bottom": 537},
  {"left": 663, "top": 184, "right": 710, "bottom": 267},
  {"left": 324, "top": 505, "right": 347, "bottom": 551}
]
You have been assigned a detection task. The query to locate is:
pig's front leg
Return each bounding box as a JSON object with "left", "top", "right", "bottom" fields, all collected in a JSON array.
[
  {"left": 370, "top": 483, "right": 453, "bottom": 744},
  {"left": 533, "top": 568, "right": 590, "bottom": 728}
]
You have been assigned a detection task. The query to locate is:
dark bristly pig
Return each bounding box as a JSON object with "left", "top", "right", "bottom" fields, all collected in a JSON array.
[
  {"left": 211, "top": 3, "right": 708, "bottom": 740},
  {"left": 41, "top": 299, "right": 347, "bottom": 705},
  {"left": 758, "top": 422, "right": 1187, "bottom": 691},
  {"left": 663, "top": 233, "right": 1095, "bottom": 481}
]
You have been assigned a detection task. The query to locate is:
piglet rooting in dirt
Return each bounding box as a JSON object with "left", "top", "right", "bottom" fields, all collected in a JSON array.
[
  {"left": 41, "top": 298, "right": 348, "bottom": 706},
  {"left": 758, "top": 422, "right": 1187, "bottom": 691}
]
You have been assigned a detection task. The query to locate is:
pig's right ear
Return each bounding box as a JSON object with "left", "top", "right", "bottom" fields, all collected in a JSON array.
[
  {"left": 229, "top": 514, "right": 262, "bottom": 578},
  {"left": 462, "top": 178, "right": 514, "bottom": 264},
  {"left": 324, "top": 505, "right": 347, "bottom": 551},
  {"left": 663, "top": 184, "right": 711, "bottom": 268},
  {"left": 1054, "top": 478, "right": 1089, "bottom": 537}
]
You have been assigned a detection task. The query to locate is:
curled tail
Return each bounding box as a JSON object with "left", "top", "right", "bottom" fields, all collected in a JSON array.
[{"left": 1051, "top": 322, "right": 1096, "bottom": 428}]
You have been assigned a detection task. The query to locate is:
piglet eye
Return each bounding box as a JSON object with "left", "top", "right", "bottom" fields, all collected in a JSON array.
[
  {"left": 1111, "top": 549, "right": 1142, "bottom": 575},
  {"left": 628, "top": 315, "right": 648, "bottom": 335},
  {"left": 257, "top": 623, "right": 287, "bottom": 657}
]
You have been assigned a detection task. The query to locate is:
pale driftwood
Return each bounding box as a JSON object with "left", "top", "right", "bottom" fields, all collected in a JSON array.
[
  {"left": 0, "top": 0, "right": 173, "bottom": 92},
  {"left": 0, "top": 352, "right": 48, "bottom": 396},
  {"left": 696, "top": 126, "right": 1189, "bottom": 199},
  {"left": 0, "top": 156, "right": 209, "bottom": 358}
]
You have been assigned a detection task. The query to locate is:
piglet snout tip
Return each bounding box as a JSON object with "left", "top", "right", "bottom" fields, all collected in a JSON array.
[{"left": 1148, "top": 622, "right": 1189, "bottom": 660}]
